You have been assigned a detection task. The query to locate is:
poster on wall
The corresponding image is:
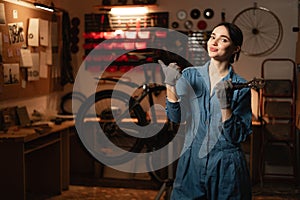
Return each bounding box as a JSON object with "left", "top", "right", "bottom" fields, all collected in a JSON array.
[
  {"left": 8, "top": 22, "right": 25, "bottom": 44},
  {"left": 3, "top": 63, "right": 19, "bottom": 85}
]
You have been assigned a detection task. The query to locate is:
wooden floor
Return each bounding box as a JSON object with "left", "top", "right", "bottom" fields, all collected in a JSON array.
[{"left": 44, "top": 182, "right": 300, "bottom": 200}]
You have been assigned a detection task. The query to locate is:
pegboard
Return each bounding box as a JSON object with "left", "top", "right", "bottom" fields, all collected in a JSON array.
[{"left": 0, "top": 0, "right": 62, "bottom": 101}]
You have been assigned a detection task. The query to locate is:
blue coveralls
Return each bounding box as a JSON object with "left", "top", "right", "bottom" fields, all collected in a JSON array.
[{"left": 166, "top": 61, "right": 252, "bottom": 200}]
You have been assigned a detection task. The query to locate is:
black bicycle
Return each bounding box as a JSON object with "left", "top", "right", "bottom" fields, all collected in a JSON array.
[{"left": 74, "top": 74, "right": 265, "bottom": 180}]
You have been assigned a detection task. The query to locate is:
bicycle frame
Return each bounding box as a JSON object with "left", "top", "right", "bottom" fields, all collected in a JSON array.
[
  {"left": 96, "top": 76, "right": 166, "bottom": 124},
  {"left": 132, "top": 83, "right": 166, "bottom": 124}
]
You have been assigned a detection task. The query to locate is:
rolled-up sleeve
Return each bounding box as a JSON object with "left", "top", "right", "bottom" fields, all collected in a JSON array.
[
  {"left": 166, "top": 100, "right": 181, "bottom": 124},
  {"left": 165, "top": 70, "right": 192, "bottom": 124}
]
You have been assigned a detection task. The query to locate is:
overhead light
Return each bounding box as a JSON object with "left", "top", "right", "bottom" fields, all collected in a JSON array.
[
  {"left": 110, "top": 7, "right": 148, "bottom": 15},
  {"left": 3, "top": 0, "right": 36, "bottom": 9},
  {"left": 34, "top": 3, "right": 54, "bottom": 12}
]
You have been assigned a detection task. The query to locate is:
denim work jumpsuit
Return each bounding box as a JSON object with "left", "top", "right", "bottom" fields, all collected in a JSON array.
[{"left": 166, "top": 61, "right": 252, "bottom": 200}]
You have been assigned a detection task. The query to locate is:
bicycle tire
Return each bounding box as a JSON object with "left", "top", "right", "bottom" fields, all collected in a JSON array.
[
  {"left": 232, "top": 6, "right": 283, "bottom": 56},
  {"left": 60, "top": 91, "right": 87, "bottom": 115},
  {"left": 145, "top": 122, "right": 178, "bottom": 184},
  {"left": 147, "top": 154, "right": 168, "bottom": 183},
  {"left": 146, "top": 149, "right": 173, "bottom": 184},
  {"left": 75, "top": 89, "right": 148, "bottom": 165}
]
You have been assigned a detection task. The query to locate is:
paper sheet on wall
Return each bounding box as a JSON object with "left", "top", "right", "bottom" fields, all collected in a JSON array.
[
  {"left": 39, "top": 19, "right": 49, "bottom": 46},
  {"left": 27, "top": 18, "right": 39, "bottom": 47},
  {"left": 39, "top": 51, "right": 48, "bottom": 78},
  {"left": 28, "top": 53, "right": 39, "bottom": 81},
  {"left": 20, "top": 49, "right": 33, "bottom": 67}
]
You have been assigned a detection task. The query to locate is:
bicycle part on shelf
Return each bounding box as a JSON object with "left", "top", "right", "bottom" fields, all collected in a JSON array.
[
  {"left": 184, "top": 20, "right": 193, "bottom": 30},
  {"left": 71, "top": 17, "right": 80, "bottom": 26},
  {"left": 190, "top": 8, "right": 201, "bottom": 19},
  {"left": 197, "top": 20, "right": 207, "bottom": 30},
  {"left": 232, "top": 77, "right": 265, "bottom": 90},
  {"left": 203, "top": 8, "right": 214, "bottom": 19},
  {"left": 232, "top": 5, "right": 283, "bottom": 56},
  {"left": 177, "top": 10, "right": 187, "bottom": 20},
  {"left": 171, "top": 21, "right": 179, "bottom": 29}
]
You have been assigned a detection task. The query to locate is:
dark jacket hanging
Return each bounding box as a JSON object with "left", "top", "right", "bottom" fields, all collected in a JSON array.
[{"left": 61, "top": 11, "right": 74, "bottom": 86}]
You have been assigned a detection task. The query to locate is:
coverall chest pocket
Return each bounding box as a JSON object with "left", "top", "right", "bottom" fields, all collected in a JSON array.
[{"left": 191, "top": 82, "right": 204, "bottom": 99}]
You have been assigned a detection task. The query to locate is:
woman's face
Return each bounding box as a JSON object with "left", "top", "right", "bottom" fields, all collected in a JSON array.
[{"left": 207, "top": 25, "right": 239, "bottom": 62}]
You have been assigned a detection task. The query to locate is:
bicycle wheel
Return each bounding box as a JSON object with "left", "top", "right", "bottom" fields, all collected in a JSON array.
[
  {"left": 145, "top": 120, "right": 181, "bottom": 184},
  {"left": 60, "top": 91, "right": 87, "bottom": 115},
  {"left": 75, "top": 89, "right": 148, "bottom": 165},
  {"left": 232, "top": 5, "right": 283, "bottom": 56},
  {"left": 146, "top": 152, "right": 169, "bottom": 183},
  {"left": 146, "top": 147, "right": 178, "bottom": 184}
]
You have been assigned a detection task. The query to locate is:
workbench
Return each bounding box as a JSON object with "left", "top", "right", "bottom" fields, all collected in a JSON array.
[{"left": 0, "top": 121, "right": 74, "bottom": 200}]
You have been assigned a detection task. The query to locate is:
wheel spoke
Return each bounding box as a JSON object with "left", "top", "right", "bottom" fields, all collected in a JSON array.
[
  {"left": 232, "top": 6, "right": 282, "bottom": 56},
  {"left": 75, "top": 90, "right": 146, "bottom": 165}
]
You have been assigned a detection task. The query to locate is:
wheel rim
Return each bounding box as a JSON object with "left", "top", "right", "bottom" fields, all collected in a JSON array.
[
  {"left": 232, "top": 6, "right": 283, "bottom": 56},
  {"left": 75, "top": 90, "right": 146, "bottom": 165}
]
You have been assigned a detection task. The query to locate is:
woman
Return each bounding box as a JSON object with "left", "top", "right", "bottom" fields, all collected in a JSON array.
[{"left": 159, "top": 22, "right": 252, "bottom": 199}]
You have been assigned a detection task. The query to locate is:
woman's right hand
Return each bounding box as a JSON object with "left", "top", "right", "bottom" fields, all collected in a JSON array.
[{"left": 158, "top": 60, "right": 181, "bottom": 86}]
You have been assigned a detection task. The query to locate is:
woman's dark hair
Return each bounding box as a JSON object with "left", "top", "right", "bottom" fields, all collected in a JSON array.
[{"left": 213, "top": 22, "right": 243, "bottom": 63}]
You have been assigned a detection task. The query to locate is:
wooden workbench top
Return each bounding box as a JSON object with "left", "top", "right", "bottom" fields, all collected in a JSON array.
[{"left": 0, "top": 120, "right": 75, "bottom": 142}]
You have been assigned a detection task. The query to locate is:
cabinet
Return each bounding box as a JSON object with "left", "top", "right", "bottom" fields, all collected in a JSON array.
[{"left": 0, "top": 121, "right": 73, "bottom": 200}]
